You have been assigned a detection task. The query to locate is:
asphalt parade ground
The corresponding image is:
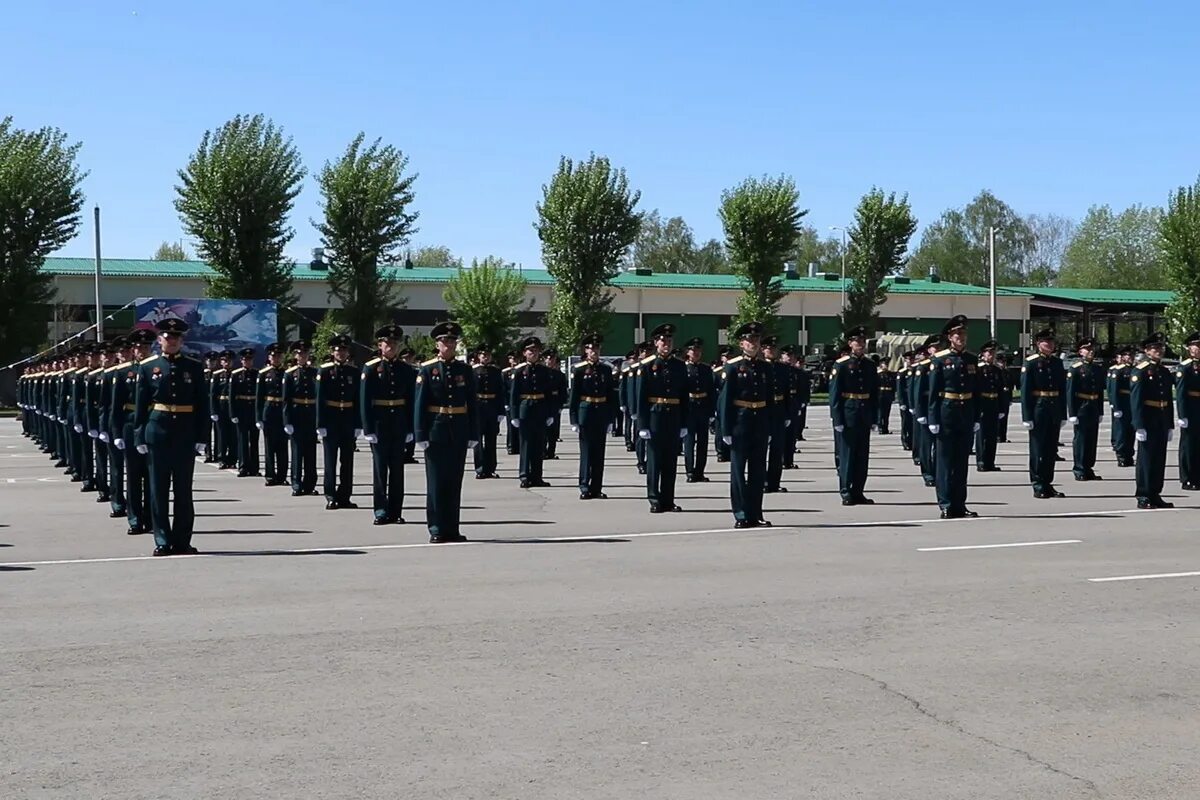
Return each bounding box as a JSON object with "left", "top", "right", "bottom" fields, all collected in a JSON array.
[{"left": 2, "top": 414, "right": 1199, "bottom": 799}]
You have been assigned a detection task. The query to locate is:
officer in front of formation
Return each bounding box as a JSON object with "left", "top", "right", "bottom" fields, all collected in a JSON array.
[
  {"left": 974, "top": 340, "right": 1005, "bottom": 472},
  {"left": 1065, "top": 337, "right": 1106, "bottom": 481},
  {"left": 568, "top": 332, "right": 617, "bottom": 500},
  {"left": 133, "top": 318, "right": 208, "bottom": 556},
  {"left": 315, "top": 333, "right": 360, "bottom": 510},
  {"left": 361, "top": 324, "right": 416, "bottom": 524},
  {"left": 636, "top": 323, "right": 689, "bottom": 514},
  {"left": 414, "top": 322, "right": 477, "bottom": 543},
  {"left": 681, "top": 337, "right": 715, "bottom": 483},
  {"left": 1175, "top": 332, "right": 1200, "bottom": 491},
  {"left": 110, "top": 328, "right": 154, "bottom": 534},
  {"left": 760, "top": 335, "right": 791, "bottom": 494},
  {"left": 509, "top": 335, "right": 555, "bottom": 488},
  {"left": 228, "top": 347, "right": 260, "bottom": 477},
  {"left": 875, "top": 355, "right": 896, "bottom": 435},
  {"left": 256, "top": 343, "right": 289, "bottom": 486},
  {"left": 1131, "top": 331, "right": 1173, "bottom": 508},
  {"left": 1107, "top": 345, "right": 1136, "bottom": 468},
  {"left": 471, "top": 345, "right": 505, "bottom": 479},
  {"left": 719, "top": 321, "right": 773, "bottom": 528},
  {"left": 829, "top": 325, "right": 878, "bottom": 506},
  {"left": 283, "top": 339, "right": 319, "bottom": 496},
  {"left": 1020, "top": 328, "right": 1068, "bottom": 499},
  {"left": 925, "top": 315, "right": 980, "bottom": 519}
]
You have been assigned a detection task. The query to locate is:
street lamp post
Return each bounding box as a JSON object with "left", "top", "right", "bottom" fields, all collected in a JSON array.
[
  {"left": 988, "top": 225, "right": 1000, "bottom": 340},
  {"left": 830, "top": 226, "right": 848, "bottom": 320}
]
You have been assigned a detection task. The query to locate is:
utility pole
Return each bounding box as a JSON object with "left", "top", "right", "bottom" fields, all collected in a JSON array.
[{"left": 93, "top": 206, "right": 103, "bottom": 341}]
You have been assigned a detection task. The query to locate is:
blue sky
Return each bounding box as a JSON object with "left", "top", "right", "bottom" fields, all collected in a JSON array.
[{"left": 6, "top": 0, "right": 1198, "bottom": 267}]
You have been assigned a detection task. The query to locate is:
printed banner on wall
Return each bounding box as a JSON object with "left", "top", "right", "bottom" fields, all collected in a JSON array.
[{"left": 134, "top": 298, "right": 278, "bottom": 362}]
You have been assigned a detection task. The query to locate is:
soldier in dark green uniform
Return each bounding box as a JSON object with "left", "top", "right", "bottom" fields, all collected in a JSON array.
[
  {"left": 898, "top": 351, "right": 914, "bottom": 452},
  {"left": 1175, "top": 332, "right": 1200, "bottom": 490},
  {"left": 97, "top": 337, "right": 126, "bottom": 514},
  {"left": 228, "top": 348, "right": 260, "bottom": 477},
  {"left": 1131, "top": 332, "right": 1173, "bottom": 508},
  {"left": 71, "top": 347, "right": 95, "bottom": 490},
  {"left": 569, "top": 332, "right": 617, "bottom": 499},
  {"left": 1107, "top": 346, "right": 1135, "bottom": 468},
  {"left": 630, "top": 341, "right": 652, "bottom": 474},
  {"left": 256, "top": 343, "right": 289, "bottom": 487},
  {"left": 636, "top": 324, "right": 689, "bottom": 513},
  {"left": 502, "top": 352, "right": 521, "bottom": 456},
  {"left": 712, "top": 349, "right": 734, "bottom": 463},
  {"left": 761, "top": 336, "right": 792, "bottom": 493},
  {"left": 85, "top": 343, "right": 113, "bottom": 503},
  {"left": 974, "top": 340, "right": 1005, "bottom": 471},
  {"left": 414, "top": 322, "right": 477, "bottom": 543},
  {"left": 133, "top": 318, "right": 209, "bottom": 556},
  {"left": 780, "top": 346, "right": 804, "bottom": 467},
  {"left": 283, "top": 340, "right": 319, "bottom": 496},
  {"left": 544, "top": 348, "right": 566, "bottom": 460},
  {"left": 911, "top": 335, "right": 941, "bottom": 485},
  {"left": 208, "top": 350, "right": 236, "bottom": 469},
  {"left": 400, "top": 347, "right": 420, "bottom": 465},
  {"left": 926, "top": 315, "right": 980, "bottom": 518},
  {"left": 112, "top": 329, "right": 153, "bottom": 534},
  {"left": 1066, "top": 337, "right": 1106, "bottom": 481},
  {"left": 719, "top": 322, "right": 773, "bottom": 528},
  {"left": 875, "top": 355, "right": 896, "bottom": 434},
  {"left": 1020, "top": 328, "right": 1068, "bottom": 498},
  {"left": 830, "top": 326, "right": 878, "bottom": 505},
  {"left": 202, "top": 352, "right": 217, "bottom": 462},
  {"left": 995, "top": 352, "right": 1014, "bottom": 442},
  {"left": 509, "top": 336, "right": 554, "bottom": 488},
  {"left": 315, "top": 333, "right": 360, "bottom": 510},
  {"left": 682, "top": 337, "right": 715, "bottom": 483},
  {"left": 793, "top": 349, "right": 811, "bottom": 444},
  {"left": 361, "top": 324, "right": 416, "bottom": 524},
  {"left": 471, "top": 345, "right": 504, "bottom": 479}
]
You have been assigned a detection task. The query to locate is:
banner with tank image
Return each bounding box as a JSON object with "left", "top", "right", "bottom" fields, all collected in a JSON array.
[{"left": 133, "top": 298, "right": 278, "bottom": 361}]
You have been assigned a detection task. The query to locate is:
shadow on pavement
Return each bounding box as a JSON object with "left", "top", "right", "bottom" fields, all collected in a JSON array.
[
  {"left": 467, "top": 519, "right": 555, "bottom": 526},
  {"left": 807, "top": 522, "right": 924, "bottom": 529},
  {"left": 202, "top": 548, "right": 367, "bottom": 557},
  {"left": 198, "top": 529, "right": 314, "bottom": 535},
  {"left": 196, "top": 512, "right": 274, "bottom": 517},
  {"left": 481, "top": 537, "right": 629, "bottom": 544},
  {"left": 0, "top": 565, "right": 35, "bottom": 571},
  {"left": 194, "top": 498, "right": 243, "bottom": 503}
]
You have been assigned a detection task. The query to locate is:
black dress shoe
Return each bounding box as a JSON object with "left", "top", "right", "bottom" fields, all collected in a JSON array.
[
  {"left": 734, "top": 520, "right": 755, "bottom": 529},
  {"left": 854, "top": 496, "right": 873, "bottom": 505},
  {"left": 939, "top": 510, "right": 950, "bottom": 519},
  {"left": 696, "top": 476, "right": 710, "bottom": 482},
  {"left": 763, "top": 487, "right": 778, "bottom": 494},
  {"left": 341, "top": 501, "right": 359, "bottom": 509},
  {"left": 670, "top": 504, "right": 683, "bottom": 512},
  {"left": 127, "top": 527, "right": 143, "bottom": 535},
  {"left": 1153, "top": 499, "right": 1175, "bottom": 509},
  {"left": 959, "top": 509, "right": 979, "bottom": 518},
  {"left": 475, "top": 473, "right": 487, "bottom": 479},
  {"left": 326, "top": 500, "right": 338, "bottom": 510},
  {"left": 923, "top": 480, "right": 936, "bottom": 487},
  {"left": 175, "top": 545, "right": 199, "bottom": 555},
  {"left": 373, "top": 517, "right": 389, "bottom": 525},
  {"left": 579, "top": 492, "right": 591, "bottom": 500},
  {"left": 593, "top": 492, "right": 608, "bottom": 499},
  {"left": 533, "top": 480, "right": 551, "bottom": 488},
  {"left": 1183, "top": 483, "right": 1199, "bottom": 491},
  {"left": 842, "top": 498, "right": 855, "bottom": 506},
  {"left": 637, "top": 466, "right": 647, "bottom": 474},
  {"left": 429, "top": 536, "right": 450, "bottom": 544},
  {"left": 649, "top": 504, "right": 663, "bottom": 514},
  {"left": 291, "top": 490, "right": 302, "bottom": 497},
  {"left": 686, "top": 476, "right": 696, "bottom": 483},
  {"left": 757, "top": 519, "right": 772, "bottom": 527},
  {"left": 109, "top": 510, "right": 126, "bottom": 518},
  {"left": 152, "top": 546, "right": 172, "bottom": 556},
  {"left": 237, "top": 471, "right": 250, "bottom": 477},
  {"left": 1137, "top": 499, "right": 1154, "bottom": 509},
  {"left": 96, "top": 494, "right": 110, "bottom": 503},
  {"left": 488, "top": 473, "right": 501, "bottom": 479}
]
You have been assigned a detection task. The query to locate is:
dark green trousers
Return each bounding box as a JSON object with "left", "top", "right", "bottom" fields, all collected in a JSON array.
[
  {"left": 146, "top": 435, "right": 196, "bottom": 549},
  {"left": 123, "top": 423, "right": 149, "bottom": 530},
  {"left": 578, "top": 422, "right": 607, "bottom": 495},
  {"left": 1136, "top": 427, "right": 1169, "bottom": 502},
  {"left": 518, "top": 420, "right": 546, "bottom": 482},
  {"left": 1179, "top": 427, "right": 1200, "bottom": 486},
  {"left": 424, "top": 441, "right": 467, "bottom": 538},
  {"left": 1072, "top": 414, "right": 1100, "bottom": 478},
  {"left": 730, "top": 432, "right": 767, "bottom": 522},
  {"left": 935, "top": 427, "right": 971, "bottom": 511},
  {"left": 1028, "top": 419, "right": 1061, "bottom": 494},
  {"left": 646, "top": 425, "right": 682, "bottom": 508},
  {"left": 837, "top": 423, "right": 871, "bottom": 501}
]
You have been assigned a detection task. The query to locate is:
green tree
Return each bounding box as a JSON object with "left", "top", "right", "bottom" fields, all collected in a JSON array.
[
  {"left": 309, "top": 310, "right": 346, "bottom": 365},
  {"left": 692, "top": 238, "right": 730, "bottom": 274},
  {"left": 719, "top": 175, "right": 805, "bottom": 333},
  {"left": 314, "top": 132, "right": 418, "bottom": 343},
  {"left": 152, "top": 241, "right": 189, "bottom": 261},
  {"left": 907, "top": 190, "right": 1035, "bottom": 285},
  {"left": 1057, "top": 204, "right": 1165, "bottom": 289},
  {"left": 0, "top": 117, "right": 85, "bottom": 366},
  {"left": 408, "top": 245, "right": 460, "bottom": 268},
  {"left": 793, "top": 224, "right": 844, "bottom": 276},
  {"left": 444, "top": 256, "right": 530, "bottom": 352},
  {"left": 536, "top": 154, "right": 642, "bottom": 351},
  {"left": 1161, "top": 177, "right": 1200, "bottom": 341},
  {"left": 405, "top": 332, "right": 436, "bottom": 361},
  {"left": 1023, "top": 213, "right": 1075, "bottom": 287},
  {"left": 174, "top": 114, "right": 304, "bottom": 305},
  {"left": 842, "top": 189, "right": 917, "bottom": 332},
  {"left": 628, "top": 211, "right": 731, "bottom": 274}
]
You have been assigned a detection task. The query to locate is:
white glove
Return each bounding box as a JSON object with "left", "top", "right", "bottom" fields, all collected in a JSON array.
[
  {"left": 784, "top": 419, "right": 791, "bottom": 427},
  {"left": 74, "top": 423, "right": 83, "bottom": 433},
  {"left": 365, "top": 433, "right": 379, "bottom": 444},
  {"left": 638, "top": 429, "right": 651, "bottom": 440},
  {"left": 353, "top": 428, "right": 362, "bottom": 439},
  {"left": 511, "top": 419, "right": 520, "bottom": 429},
  {"left": 1113, "top": 411, "right": 1123, "bottom": 418},
  {"left": 571, "top": 425, "right": 579, "bottom": 433},
  {"left": 467, "top": 439, "right": 478, "bottom": 448},
  {"left": 496, "top": 415, "right": 505, "bottom": 424},
  {"left": 114, "top": 438, "right": 125, "bottom": 450},
  {"left": 834, "top": 425, "right": 845, "bottom": 433},
  {"left": 1179, "top": 418, "right": 1189, "bottom": 429},
  {"left": 99, "top": 432, "right": 109, "bottom": 443},
  {"left": 1167, "top": 430, "right": 1174, "bottom": 443},
  {"left": 973, "top": 422, "right": 981, "bottom": 432},
  {"left": 630, "top": 414, "right": 637, "bottom": 421},
  {"left": 801, "top": 404, "right": 808, "bottom": 409},
  {"left": 899, "top": 405, "right": 907, "bottom": 411},
  {"left": 546, "top": 417, "right": 554, "bottom": 426},
  {"left": 317, "top": 427, "right": 328, "bottom": 439},
  {"left": 679, "top": 428, "right": 688, "bottom": 438},
  {"left": 709, "top": 415, "right": 716, "bottom": 422},
  {"left": 284, "top": 424, "right": 294, "bottom": 436},
  {"left": 417, "top": 440, "right": 429, "bottom": 451},
  {"left": 1022, "top": 421, "right": 1033, "bottom": 429},
  {"left": 1068, "top": 416, "right": 1079, "bottom": 425},
  {"left": 255, "top": 421, "right": 263, "bottom": 430},
  {"left": 194, "top": 443, "right": 205, "bottom": 455},
  {"left": 998, "top": 413, "right": 1006, "bottom": 419},
  {"left": 917, "top": 417, "right": 927, "bottom": 425},
  {"left": 928, "top": 424, "right": 941, "bottom": 435},
  {"left": 722, "top": 435, "right": 732, "bottom": 445},
  {"left": 88, "top": 429, "right": 99, "bottom": 438},
  {"left": 620, "top": 406, "right": 627, "bottom": 412},
  {"left": 405, "top": 433, "right": 414, "bottom": 443},
  {"left": 232, "top": 416, "right": 239, "bottom": 423},
  {"left": 1136, "top": 429, "right": 1148, "bottom": 442},
  {"left": 210, "top": 414, "right": 219, "bottom": 422},
  {"left": 136, "top": 443, "right": 149, "bottom": 455}
]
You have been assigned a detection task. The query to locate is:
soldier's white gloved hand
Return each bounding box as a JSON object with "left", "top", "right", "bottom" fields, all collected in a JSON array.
[
  {"left": 801, "top": 403, "right": 808, "bottom": 409},
  {"left": 417, "top": 440, "right": 429, "bottom": 451},
  {"left": 231, "top": 416, "right": 239, "bottom": 423},
  {"left": 74, "top": 423, "right": 83, "bottom": 433},
  {"left": 1022, "top": 421, "right": 1034, "bottom": 429},
  {"left": 784, "top": 419, "right": 791, "bottom": 427},
  {"left": 722, "top": 435, "right": 732, "bottom": 445},
  {"left": 99, "top": 432, "right": 110, "bottom": 443},
  {"left": 1068, "top": 416, "right": 1079, "bottom": 425},
  {"left": 638, "top": 429, "right": 651, "bottom": 440},
  {"left": 88, "top": 429, "right": 99, "bottom": 438},
  {"left": 496, "top": 415, "right": 505, "bottom": 424},
  {"left": 1113, "top": 410, "right": 1123, "bottom": 418},
  {"left": 284, "top": 424, "right": 295, "bottom": 436},
  {"left": 709, "top": 415, "right": 716, "bottom": 422},
  {"left": 1168, "top": 429, "right": 1175, "bottom": 443},
  {"left": 545, "top": 417, "right": 554, "bottom": 427},
  {"left": 404, "top": 433, "right": 414, "bottom": 443},
  {"left": 511, "top": 419, "right": 520, "bottom": 428},
  {"left": 210, "top": 414, "right": 219, "bottom": 422},
  {"left": 136, "top": 443, "right": 149, "bottom": 454},
  {"left": 998, "top": 413, "right": 1006, "bottom": 419},
  {"left": 571, "top": 425, "right": 579, "bottom": 433},
  {"left": 928, "top": 424, "right": 940, "bottom": 435},
  {"left": 973, "top": 422, "right": 981, "bottom": 433},
  {"left": 467, "top": 439, "right": 477, "bottom": 448},
  {"left": 620, "top": 406, "right": 627, "bottom": 413},
  {"left": 317, "top": 427, "right": 328, "bottom": 439},
  {"left": 1179, "top": 418, "right": 1189, "bottom": 429},
  {"left": 834, "top": 425, "right": 845, "bottom": 433},
  {"left": 114, "top": 438, "right": 125, "bottom": 450},
  {"left": 353, "top": 428, "right": 362, "bottom": 439},
  {"left": 255, "top": 421, "right": 263, "bottom": 430},
  {"left": 916, "top": 417, "right": 927, "bottom": 425},
  {"left": 194, "top": 444, "right": 206, "bottom": 455},
  {"left": 1136, "top": 429, "right": 1148, "bottom": 442},
  {"left": 630, "top": 413, "right": 637, "bottom": 421},
  {"left": 899, "top": 405, "right": 907, "bottom": 411},
  {"left": 679, "top": 428, "right": 688, "bottom": 438},
  {"left": 364, "top": 433, "right": 379, "bottom": 444}
]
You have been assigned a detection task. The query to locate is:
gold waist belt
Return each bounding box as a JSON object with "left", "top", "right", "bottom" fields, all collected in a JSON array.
[
  {"left": 1144, "top": 400, "right": 1169, "bottom": 408},
  {"left": 151, "top": 403, "right": 193, "bottom": 413},
  {"left": 372, "top": 399, "right": 408, "bottom": 407},
  {"left": 1075, "top": 393, "right": 1100, "bottom": 401},
  {"left": 941, "top": 392, "right": 973, "bottom": 401},
  {"left": 648, "top": 397, "right": 680, "bottom": 405},
  {"left": 734, "top": 399, "right": 766, "bottom": 409},
  {"left": 1032, "top": 391, "right": 1060, "bottom": 397},
  {"left": 581, "top": 396, "right": 608, "bottom": 403},
  {"left": 842, "top": 392, "right": 870, "bottom": 400},
  {"left": 428, "top": 405, "right": 467, "bottom": 415},
  {"left": 291, "top": 398, "right": 316, "bottom": 406},
  {"left": 324, "top": 400, "right": 354, "bottom": 409}
]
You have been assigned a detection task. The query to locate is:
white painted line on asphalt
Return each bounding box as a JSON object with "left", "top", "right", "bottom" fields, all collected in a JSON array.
[
  {"left": 918, "top": 539, "right": 1082, "bottom": 552},
  {"left": 1088, "top": 571, "right": 1200, "bottom": 583}
]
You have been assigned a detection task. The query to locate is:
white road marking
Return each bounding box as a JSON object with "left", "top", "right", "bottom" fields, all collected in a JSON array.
[
  {"left": 918, "top": 539, "right": 1082, "bottom": 552},
  {"left": 1088, "top": 571, "right": 1200, "bottom": 583}
]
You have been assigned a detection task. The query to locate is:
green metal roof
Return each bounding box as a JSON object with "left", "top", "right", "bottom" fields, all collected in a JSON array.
[
  {"left": 1004, "top": 286, "right": 1173, "bottom": 307},
  {"left": 41, "top": 257, "right": 1012, "bottom": 296}
]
